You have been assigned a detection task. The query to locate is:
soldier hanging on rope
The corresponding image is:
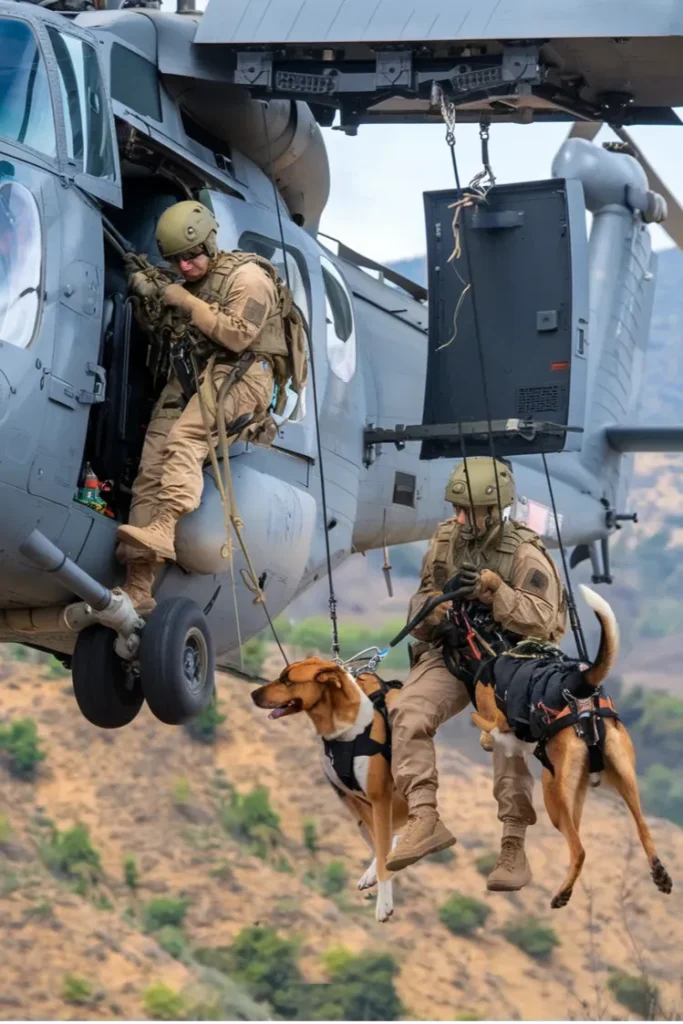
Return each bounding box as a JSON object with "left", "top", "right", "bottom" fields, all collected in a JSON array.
[
  {"left": 386, "top": 457, "right": 568, "bottom": 891},
  {"left": 116, "top": 200, "right": 308, "bottom": 614}
]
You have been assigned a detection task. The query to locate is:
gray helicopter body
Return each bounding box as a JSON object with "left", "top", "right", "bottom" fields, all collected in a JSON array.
[{"left": 0, "top": 0, "right": 681, "bottom": 668}]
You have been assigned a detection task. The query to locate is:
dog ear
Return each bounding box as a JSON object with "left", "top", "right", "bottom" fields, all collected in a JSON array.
[{"left": 315, "top": 667, "right": 345, "bottom": 689}]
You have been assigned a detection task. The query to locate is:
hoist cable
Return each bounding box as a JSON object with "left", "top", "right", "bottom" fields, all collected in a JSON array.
[
  {"left": 541, "top": 453, "right": 589, "bottom": 663},
  {"left": 261, "top": 103, "right": 341, "bottom": 660}
]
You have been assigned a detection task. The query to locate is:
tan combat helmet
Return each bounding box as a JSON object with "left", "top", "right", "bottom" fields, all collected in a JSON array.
[
  {"left": 156, "top": 200, "right": 219, "bottom": 259},
  {"left": 445, "top": 456, "right": 515, "bottom": 509}
]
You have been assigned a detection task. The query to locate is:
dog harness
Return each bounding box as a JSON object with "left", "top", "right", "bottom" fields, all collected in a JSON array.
[
  {"left": 323, "top": 676, "right": 403, "bottom": 794},
  {"left": 477, "top": 639, "right": 620, "bottom": 773}
]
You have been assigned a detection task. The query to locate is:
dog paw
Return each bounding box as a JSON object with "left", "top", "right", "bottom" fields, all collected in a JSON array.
[
  {"left": 651, "top": 857, "right": 673, "bottom": 895},
  {"left": 358, "top": 859, "right": 377, "bottom": 891},
  {"left": 551, "top": 889, "right": 572, "bottom": 910},
  {"left": 375, "top": 880, "right": 394, "bottom": 923}
]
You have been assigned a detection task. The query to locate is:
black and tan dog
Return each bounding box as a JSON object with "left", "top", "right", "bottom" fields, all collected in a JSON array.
[
  {"left": 471, "top": 582, "right": 673, "bottom": 908},
  {"left": 251, "top": 658, "right": 408, "bottom": 922}
]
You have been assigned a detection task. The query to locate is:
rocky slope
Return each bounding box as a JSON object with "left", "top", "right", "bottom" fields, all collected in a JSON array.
[{"left": 0, "top": 657, "right": 681, "bottom": 1021}]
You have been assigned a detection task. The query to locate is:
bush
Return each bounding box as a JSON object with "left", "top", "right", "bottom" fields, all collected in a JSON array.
[
  {"left": 62, "top": 973, "right": 94, "bottom": 1006},
  {"left": 46, "top": 657, "right": 70, "bottom": 679},
  {"left": 474, "top": 851, "right": 499, "bottom": 877},
  {"left": 440, "top": 893, "right": 490, "bottom": 936},
  {"left": 156, "top": 925, "right": 187, "bottom": 960},
  {"left": 143, "top": 983, "right": 187, "bottom": 1021},
  {"left": 302, "top": 818, "right": 318, "bottom": 854},
  {"left": 301, "top": 951, "right": 403, "bottom": 1021},
  {"left": 321, "top": 860, "right": 347, "bottom": 896},
  {"left": 502, "top": 916, "right": 560, "bottom": 959},
  {"left": 608, "top": 971, "right": 660, "bottom": 1018},
  {"left": 0, "top": 717, "right": 45, "bottom": 779},
  {"left": 205, "top": 926, "right": 300, "bottom": 1009},
  {"left": 0, "top": 812, "right": 11, "bottom": 845},
  {"left": 640, "top": 763, "right": 683, "bottom": 827},
  {"left": 221, "top": 786, "right": 280, "bottom": 858},
  {"left": 44, "top": 824, "right": 101, "bottom": 882},
  {"left": 242, "top": 634, "right": 269, "bottom": 677},
  {"left": 427, "top": 846, "right": 456, "bottom": 865},
  {"left": 183, "top": 698, "right": 226, "bottom": 745},
  {"left": 143, "top": 897, "right": 188, "bottom": 933},
  {"left": 172, "top": 777, "right": 191, "bottom": 807},
  {"left": 123, "top": 854, "right": 138, "bottom": 891},
  {"left": 322, "top": 946, "right": 354, "bottom": 975}
]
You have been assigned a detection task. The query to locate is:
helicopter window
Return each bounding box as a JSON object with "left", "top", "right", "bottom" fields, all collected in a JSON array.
[
  {"left": 321, "top": 255, "right": 356, "bottom": 383},
  {"left": 0, "top": 18, "right": 57, "bottom": 159},
  {"left": 239, "top": 232, "right": 310, "bottom": 423},
  {"left": 110, "top": 43, "right": 161, "bottom": 123},
  {"left": 0, "top": 180, "right": 42, "bottom": 349},
  {"left": 48, "top": 29, "right": 114, "bottom": 179}
]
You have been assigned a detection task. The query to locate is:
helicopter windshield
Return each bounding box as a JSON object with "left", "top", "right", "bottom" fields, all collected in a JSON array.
[
  {"left": 0, "top": 180, "right": 42, "bottom": 349},
  {"left": 0, "top": 18, "right": 57, "bottom": 159}
]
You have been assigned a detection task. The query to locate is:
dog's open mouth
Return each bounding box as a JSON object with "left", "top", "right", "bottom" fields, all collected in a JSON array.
[{"left": 269, "top": 698, "right": 303, "bottom": 720}]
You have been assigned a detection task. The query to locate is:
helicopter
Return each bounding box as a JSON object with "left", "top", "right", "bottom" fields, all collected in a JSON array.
[{"left": 1, "top": 0, "right": 682, "bottom": 731}]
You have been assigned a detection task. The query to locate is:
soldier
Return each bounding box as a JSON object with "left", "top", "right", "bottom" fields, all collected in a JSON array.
[
  {"left": 386, "top": 457, "right": 567, "bottom": 891},
  {"left": 116, "top": 200, "right": 306, "bottom": 613}
]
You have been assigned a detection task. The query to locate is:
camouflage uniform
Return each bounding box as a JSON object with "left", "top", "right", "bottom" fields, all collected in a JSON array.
[{"left": 386, "top": 458, "right": 567, "bottom": 891}]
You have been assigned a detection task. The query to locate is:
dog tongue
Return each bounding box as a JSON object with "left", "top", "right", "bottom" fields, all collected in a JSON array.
[{"left": 269, "top": 706, "right": 293, "bottom": 720}]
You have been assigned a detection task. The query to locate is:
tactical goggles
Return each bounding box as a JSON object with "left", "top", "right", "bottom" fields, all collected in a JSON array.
[{"left": 169, "top": 245, "right": 206, "bottom": 264}]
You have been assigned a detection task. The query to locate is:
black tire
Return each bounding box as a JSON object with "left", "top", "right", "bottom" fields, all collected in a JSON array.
[
  {"left": 72, "top": 625, "right": 145, "bottom": 729},
  {"left": 138, "top": 598, "right": 214, "bottom": 726}
]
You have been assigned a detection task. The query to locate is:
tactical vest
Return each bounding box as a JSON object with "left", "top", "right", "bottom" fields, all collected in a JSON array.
[
  {"left": 430, "top": 517, "right": 562, "bottom": 596},
  {"left": 187, "top": 251, "right": 308, "bottom": 420}
]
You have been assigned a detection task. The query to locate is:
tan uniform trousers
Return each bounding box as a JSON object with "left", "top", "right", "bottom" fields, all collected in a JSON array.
[
  {"left": 118, "top": 359, "right": 273, "bottom": 564},
  {"left": 389, "top": 648, "right": 537, "bottom": 825}
]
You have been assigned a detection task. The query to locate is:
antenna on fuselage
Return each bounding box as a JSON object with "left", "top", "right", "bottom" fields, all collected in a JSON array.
[{"left": 176, "top": 0, "right": 196, "bottom": 11}]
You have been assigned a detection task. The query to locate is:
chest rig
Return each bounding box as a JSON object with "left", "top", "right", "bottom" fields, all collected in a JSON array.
[{"left": 431, "top": 518, "right": 551, "bottom": 591}]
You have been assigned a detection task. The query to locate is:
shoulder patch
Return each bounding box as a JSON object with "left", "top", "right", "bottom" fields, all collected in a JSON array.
[
  {"left": 242, "top": 297, "right": 267, "bottom": 327},
  {"left": 522, "top": 567, "right": 549, "bottom": 596}
]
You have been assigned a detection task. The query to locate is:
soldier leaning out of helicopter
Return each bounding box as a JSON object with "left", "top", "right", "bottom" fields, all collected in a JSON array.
[
  {"left": 115, "top": 201, "right": 306, "bottom": 615},
  {"left": 386, "top": 457, "right": 568, "bottom": 892}
]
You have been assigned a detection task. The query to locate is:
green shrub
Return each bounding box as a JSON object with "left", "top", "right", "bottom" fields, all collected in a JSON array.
[
  {"left": 440, "top": 893, "right": 490, "bottom": 936},
  {"left": 62, "top": 973, "right": 94, "bottom": 1006},
  {"left": 0, "top": 718, "right": 45, "bottom": 779},
  {"left": 123, "top": 854, "right": 138, "bottom": 891},
  {"left": 321, "top": 860, "right": 347, "bottom": 896},
  {"left": 143, "top": 897, "right": 188, "bottom": 933},
  {"left": 242, "top": 634, "right": 269, "bottom": 677},
  {"left": 183, "top": 699, "right": 226, "bottom": 745},
  {"left": 427, "top": 846, "right": 456, "bottom": 864},
  {"left": 46, "top": 657, "right": 70, "bottom": 679},
  {"left": 221, "top": 786, "right": 280, "bottom": 857},
  {"left": 502, "top": 916, "right": 560, "bottom": 959},
  {"left": 608, "top": 971, "right": 659, "bottom": 1018},
  {"left": 0, "top": 812, "right": 11, "bottom": 845},
  {"left": 156, "top": 925, "right": 187, "bottom": 960},
  {"left": 206, "top": 926, "right": 300, "bottom": 1009},
  {"left": 640, "top": 764, "right": 683, "bottom": 827},
  {"left": 302, "top": 818, "right": 318, "bottom": 854},
  {"left": 143, "top": 983, "right": 187, "bottom": 1021},
  {"left": 44, "top": 824, "right": 101, "bottom": 882},
  {"left": 322, "top": 946, "right": 354, "bottom": 975},
  {"left": 474, "top": 851, "right": 499, "bottom": 876},
  {"left": 298, "top": 951, "right": 403, "bottom": 1021},
  {"left": 171, "top": 776, "right": 191, "bottom": 807}
]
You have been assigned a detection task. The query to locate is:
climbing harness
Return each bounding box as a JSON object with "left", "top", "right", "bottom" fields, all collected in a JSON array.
[{"left": 261, "top": 102, "right": 342, "bottom": 662}]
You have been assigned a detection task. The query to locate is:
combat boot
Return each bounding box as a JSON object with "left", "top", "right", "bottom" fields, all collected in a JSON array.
[
  {"left": 386, "top": 807, "right": 456, "bottom": 873},
  {"left": 120, "top": 560, "right": 158, "bottom": 616},
  {"left": 116, "top": 511, "right": 178, "bottom": 562},
  {"left": 487, "top": 827, "right": 532, "bottom": 892}
]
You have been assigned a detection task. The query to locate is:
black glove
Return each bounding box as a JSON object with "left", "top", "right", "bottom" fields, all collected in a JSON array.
[
  {"left": 444, "top": 562, "right": 480, "bottom": 598},
  {"left": 432, "top": 617, "right": 460, "bottom": 648}
]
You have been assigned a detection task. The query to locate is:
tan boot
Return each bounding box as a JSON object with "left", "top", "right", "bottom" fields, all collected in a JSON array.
[
  {"left": 386, "top": 807, "right": 456, "bottom": 873},
  {"left": 120, "top": 560, "right": 158, "bottom": 616},
  {"left": 117, "top": 511, "right": 178, "bottom": 562},
  {"left": 487, "top": 835, "right": 532, "bottom": 892}
]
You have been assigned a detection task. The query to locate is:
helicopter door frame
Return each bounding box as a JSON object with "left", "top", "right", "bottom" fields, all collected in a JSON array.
[{"left": 39, "top": 18, "right": 122, "bottom": 209}]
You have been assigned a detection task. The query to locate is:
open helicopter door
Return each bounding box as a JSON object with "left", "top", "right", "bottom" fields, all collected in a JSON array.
[{"left": 419, "top": 180, "right": 589, "bottom": 459}]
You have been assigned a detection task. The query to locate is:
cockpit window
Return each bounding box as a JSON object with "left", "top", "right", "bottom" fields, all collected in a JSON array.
[
  {"left": 0, "top": 180, "right": 42, "bottom": 349},
  {"left": 0, "top": 18, "right": 57, "bottom": 159},
  {"left": 322, "top": 255, "right": 356, "bottom": 382},
  {"left": 48, "top": 28, "right": 114, "bottom": 180}
]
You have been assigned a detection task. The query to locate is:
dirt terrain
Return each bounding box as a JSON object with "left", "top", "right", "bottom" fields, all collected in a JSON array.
[{"left": 0, "top": 658, "right": 681, "bottom": 1021}]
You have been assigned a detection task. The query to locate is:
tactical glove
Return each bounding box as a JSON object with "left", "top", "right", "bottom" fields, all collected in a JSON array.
[
  {"left": 129, "top": 271, "right": 164, "bottom": 300},
  {"left": 444, "top": 562, "right": 480, "bottom": 598},
  {"left": 432, "top": 617, "right": 460, "bottom": 648}
]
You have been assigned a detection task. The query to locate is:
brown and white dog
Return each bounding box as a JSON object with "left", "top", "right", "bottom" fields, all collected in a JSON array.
[
  {"left": 251, "top": 658, "right": 408, "bottom": 922},
  {"left": 472, "top": 583, "right": 673, "bottom": 908}
]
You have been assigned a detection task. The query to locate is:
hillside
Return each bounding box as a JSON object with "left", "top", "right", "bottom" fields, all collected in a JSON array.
[{"left": 1, "top": 656, "right": 682, "bottom": 1021}]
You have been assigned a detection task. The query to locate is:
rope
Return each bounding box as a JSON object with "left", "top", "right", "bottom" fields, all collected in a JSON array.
[
  {"left": 541, "top": 453, "right": 589, "bottom": 663},
  {"left": 260, "top": 102, "right": 341, "bottom": 661}
]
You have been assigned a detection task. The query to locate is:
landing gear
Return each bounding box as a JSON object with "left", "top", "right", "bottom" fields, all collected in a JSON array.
[
  {"left": 138, "top": 598, "right": 214, "bottom": 725},
  {"left": 72, "top": 625, "right": 145, "bottom": 729}
]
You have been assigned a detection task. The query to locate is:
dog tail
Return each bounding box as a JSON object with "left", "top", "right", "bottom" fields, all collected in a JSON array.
[{"left": 578, "top": 584, "right": 620, "bottom": 687}]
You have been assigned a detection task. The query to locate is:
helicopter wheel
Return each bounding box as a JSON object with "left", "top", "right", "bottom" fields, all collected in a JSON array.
[
  {"left": 138, "top": 598, "right": 214, "bottom": 726},
  {"left": 72, "top": 625, "right": 145, "bottom": 729}
]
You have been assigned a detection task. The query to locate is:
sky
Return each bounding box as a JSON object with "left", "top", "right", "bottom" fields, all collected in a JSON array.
[{"left": 161, "top": 0, "right": 682, "bottom": 265}]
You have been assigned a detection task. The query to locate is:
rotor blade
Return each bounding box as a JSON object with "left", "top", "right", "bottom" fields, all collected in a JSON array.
[
  {"left": 568, "top": 121, "right": 603, "bottom": 141},
  {"left": 614, "top": 126, "right": 683, "bottom": 250}
]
